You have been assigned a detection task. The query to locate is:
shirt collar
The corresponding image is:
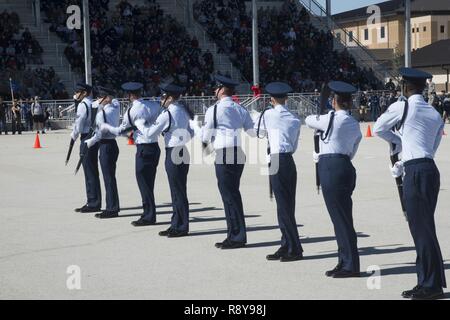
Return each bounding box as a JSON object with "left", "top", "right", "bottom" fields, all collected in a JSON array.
[
  {"left": 273, "top": 104, "right": 287, "bottom": 112},
  {"left": 167, "top": 103, "right": 178, "bottom": 111},
  {"left": 408, "top": 94, "right": 425, "bottom": 104},
  {"left": 83, "top": 96, "right": 93, "bottom": 103},
  {"left": 220, "top": 96, "right": 233, "bottom": 103},
  {"left": 132, "top": 99, "right": 142, "bottom": 107},
  {"left": 335, "top": 109, "right": 349, "bottom": 115}
]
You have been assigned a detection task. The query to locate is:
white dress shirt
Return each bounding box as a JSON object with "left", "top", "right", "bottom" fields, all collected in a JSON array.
[
  {"left": 135, "top": 102, "right": 194, "bottom": 148},
  {"left": 254, "top": 104, "right": 301, "bottom": 154},
  {"left": 89, "top": 99, "right": 121, "bottom": 144},
  {"left": 107, "top": 98, "right": 162, "bottom": 145},
  {"left": 71, "top": 96, "right": 93, "bottom": 140},
  {"left": 305, "top": 110, "right": 362, "bottom": 160},
  {"left": 373, "top": 94, "right": 444, "bottom": 162},
  {"left": 201, "top": 96, "right": 255, "bottom": 149}
]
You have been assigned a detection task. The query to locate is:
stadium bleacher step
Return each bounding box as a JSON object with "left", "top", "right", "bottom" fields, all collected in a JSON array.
[{"left": 155, "top": 0, "right": 247, "bottom": 88}]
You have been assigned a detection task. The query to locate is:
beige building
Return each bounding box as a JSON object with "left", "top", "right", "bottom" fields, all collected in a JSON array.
[{"left": 332, "top": 0, "right": 450, "bottom": 56}]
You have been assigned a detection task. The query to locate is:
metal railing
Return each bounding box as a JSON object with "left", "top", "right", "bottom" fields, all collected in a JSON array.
[
  {"left": 297, "top": 0, "right": 398, "bottom": 82},
  {"left": 2, "top": 89, "right": 395, "bottom": 124},
  {"left": 243, "top": 93, "right": 318, "bottom": 119}
]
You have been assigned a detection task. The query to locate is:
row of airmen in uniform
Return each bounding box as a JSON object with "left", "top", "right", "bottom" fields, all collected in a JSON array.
[{"left": 70, "top": 68, "right": 446, "bottom": 300}]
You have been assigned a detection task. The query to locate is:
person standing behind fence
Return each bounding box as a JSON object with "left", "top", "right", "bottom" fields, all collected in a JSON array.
[
  {"left": 22, "top": 98, "right": 33, "bottom": 131},
  {"left": 11, "top": 100, "right": 22, "bottom": 135},
  {"left": 443, "top": 93, "right": 450, "bottom": 124},
  {"left": 31, "top": 96, "right": 44, "bottom": 133},
  {"left": 43, "top": 104, "right": 50, "bottom": 132},
  {"left": 0, "top": 97, "right": 8, "bottom": 135},
  {"left": 370, "top": 93, "right": 380, "bottom": 121}
]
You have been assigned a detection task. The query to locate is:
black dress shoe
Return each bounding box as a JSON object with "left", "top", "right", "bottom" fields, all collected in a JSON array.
[
  {"left": 74, "top": 205, "right": 87, "bottom": 212},
  {"left": 95, "top": 211, "right": 119, "bottom": 219},
  {"left": 75, "top": 205, "right": 101, "bottom": 213},
  {"left": 332, "top": 270, "right": 361, "bottom": 278},
  {"left": 411, "top": 287, "right": 444, "bottom": 300},
  {"left": 159, "top": 228, "right": 172, "bottom": 237},
  {"left": 325, "top": 264, "right": 343, "bottom": 277},
  {"left": 266, "top": 250, "right": 286, "bottom": 261},
  {"left": 131, "top": 219, "right": 156, "bottom": 227},
  {"left": 215, "top": 239, "right": 228, "bottom": 248},
  {"left": 167, "top": 230, "right": 189, "bottom": 238},
  {"left": 280, "top": 253, "right": 303, "bottom": 262},
  {"left": 216, "top": 240, "right": 246, "bottom": 249},
  {"left": 402, "top": 285, "right": 421, "bottom": 298}
]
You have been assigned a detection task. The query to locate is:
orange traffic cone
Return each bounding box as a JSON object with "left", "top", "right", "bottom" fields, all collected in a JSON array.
[
  {"left": 33, "top": 133, "right": 41, "bottom": 149},
  {"left": 365, "top": 125, "right": 373, "bottom": 138},
  {"left": 127, "top": 134, "right": 135, "bottom": 145}
]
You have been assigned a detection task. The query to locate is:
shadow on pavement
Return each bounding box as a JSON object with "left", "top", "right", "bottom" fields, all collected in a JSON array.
[
  {"left": 303, "top": 244, "right": 415, "bottom": 261},
  {"left": 246, "top": 232, "right": 370, "bottom": 249},
  {"left": 117, "top": 206, "right": 221, "bottom": 218},
  {"left": 380, "top": 263, "right": 450, "bottom": 276},
  {"left": 119, "top": 202, "right": 202, "bottom": 211}
]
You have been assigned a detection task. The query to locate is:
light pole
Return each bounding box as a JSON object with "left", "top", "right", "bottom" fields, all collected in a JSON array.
[
  {"left": 326, "top": 0, "right": 331, "bottom": 29},
  {"left": 83, "top": 0, "right": 92, "bottom": 85},
  {"left": 442, "top": 65, "right": 449, "bottom": 93},
  {"left": 404, "top": 0, "right": 412, "bottom": 68},
  {"left": 252, "top": 0, "right": 260, "bottom": 88},
  {"left": 34, "top": 0, "right": 41, "bottom": 27}
]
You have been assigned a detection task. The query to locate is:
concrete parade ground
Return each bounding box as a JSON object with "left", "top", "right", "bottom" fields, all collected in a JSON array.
[{"left": 0, "top": 125, "right": 449, "bottom": 300}]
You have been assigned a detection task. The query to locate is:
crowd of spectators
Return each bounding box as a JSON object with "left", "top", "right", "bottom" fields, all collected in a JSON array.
[
  {"left": 41, "top": 0, "right": 216, "bottom": 96},
  {"left": 0, "top": 9, "right": 68, "bottom": 100},
  {"left": 22, "top": 67, "right": 70, "bottom": 100},
  {"left": 0, "top": 10, "right": 43, "bottom": 72},
  {"left": 194, "top": 0, "right": 382, "bottom": 92}
]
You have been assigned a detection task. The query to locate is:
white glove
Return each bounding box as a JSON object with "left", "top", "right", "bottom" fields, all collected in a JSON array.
[
  {"left": 100, "top": 123, "right": 120, "bottom": 136},
  {"left": 134, "top": 119, "right": 146, "bottom": 132},
  {"left": 313, "top": 151, "right": 320, "bottom": 164},
  {"left": 189, "top": 117, "right": 201, "bottom": 135},
  {"left": 390, "top": 143, "right": 402, "bottom": 156},
  {"left": 70, "top": 131, "right": 78, "bottom": 141},
  {"left": 390, "top": 161, "right": 404, "bottom": 178},
  {"left": 85, "top": 137, "right": 96, "bottom": 148}
]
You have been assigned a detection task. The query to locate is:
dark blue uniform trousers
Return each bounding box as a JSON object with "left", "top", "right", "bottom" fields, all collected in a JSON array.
[
  {"left": 136, "top": 143, "right": 160, "bottom": 223},
  {"left": 270, "top": 153, "right": 303, "bottom": 256},
  {"left": 319, "top": 154, "right": 359, "bottom": 273},
  {"left": 99, "top": 139, "right": 120, "bottom": 212},
  {"left": 403, "top": 158, "right": 446, "bottom": 289},
  {"left": 215, "top": 147, "right": 247, "bottom": 244},
  {"left": 81, "top": 133, "right": 101, "bottom": 208},
  {"left": 165, "top": 146, "right": 190, "bottom": 233}
]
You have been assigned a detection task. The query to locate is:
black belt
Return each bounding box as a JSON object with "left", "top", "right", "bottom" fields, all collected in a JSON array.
[
  {"left": 166, "top": 146, "right": 187, "bottom": 151},
  {"left": 100, "top": 139, "right": 116, "bottom": 144},
  {"left": 319, "top": 154, "right": 350, "bottom": 161},
  {"left": 216, "top": 146, "right": 242, "bottom": 152},
  {"left": 271, "top": 152, "right": 293, "bottom": 157},
  {"left": 137, "top": 142, "right": 159, "bottom": 147},
  {"left": 404, "top": 158, "right": 434, "bottom": 167}
]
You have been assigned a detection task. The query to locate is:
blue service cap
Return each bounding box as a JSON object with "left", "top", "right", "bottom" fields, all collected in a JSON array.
[
  {"left": 215, "top": 75, "right": 239, "bottom": 88},
  {"left": 265, "top": 82, "right": 293, "bottom": 98},
  {"left": 75, "top": 83, "right": 93, "bottom": 92},
  {"left": 328, "top": 81, "right": 357, "bottom": 95},
  {"left": 96, "top": 86, "right": 115, "bottom": 97},
  {"left": 399, "top": 67, "right": 432, "bottom": 81},
  {"left": 121, "top": 82, "right": 144, "bottom": 92},
  {"left": 159, "top": 83, "right": 185, "bottom": 95}
]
